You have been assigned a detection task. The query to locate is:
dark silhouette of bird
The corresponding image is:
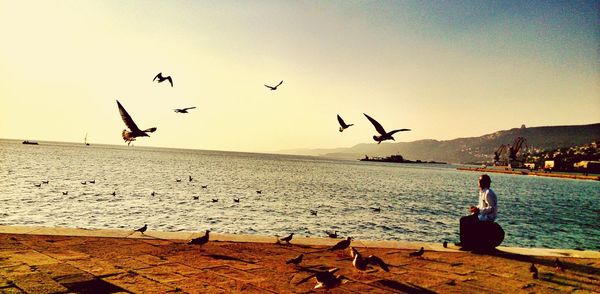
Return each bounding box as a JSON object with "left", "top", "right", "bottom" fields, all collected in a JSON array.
[
  {"left": 352, "top": 248, "right": 389, "bottom": 272},
  {"left": 117, "top": 100, "right": 157, "bottom": 146},
  {"left": 256, "top": 190, "right": 262, "bottom": 194},
  {"left": 280, "top": 233, "right": 294, "bottom": 244},
  {"left": 41, "top": 180, "right": 49, "bottom": 184},
  {"left": 233, "top": 198, "right": 240, "bottom": 203},
  {"left": 134, "top": 224, "right": 147, "bottom": 234},
  {"left": 201, "top": 185, "right": 208, "bottom": 189},
  {"left": 310, "top": 210, "right": 318, "bottom": 216},
  {"left": 371, "top": 207, "right": 381, "bottom": 213},
  {"left": 89, "top": 180, "right": 95, "bottom": 184},
  {"left": 286, "top": 254, "right": 303, "bottom": 265},
  {"left": 174, "top": 107, "right": 196, "bottom": 113},
  {"left": 443, "top": 241, "right": 448, "bottom": 248},
  {"left": 62, "top": 191, "right": 68, "bottom": 195},
  {"left": 189, "top": 175, "right": 193, "bottom": 182},
  {"left": 81, "top": 181, "right": 87, "bottom": 185},
  {"left": 189, "top": 230, "right": 210, "bottom": 245},
  {"left": 176, "top": 178, "right": 182, "bottom": 182},
  {"left": 409, "top": 247, "right": 424, "bottom": 257},
  {"left": 530, "top": 263, "right": 539, "bottom": 279},
  {"left": 363, "top": 113, "right": 410, "bottom": 144},
  {"left": 314, "top": 268, "right": 348, "bottom": 289},
  {"left": 336, "top": 115, "right": 354, "bottom": 132},
  {"left": 153, "top": 72, "right": 173, "bottom": 87},
  {"left": 329, "top": 237, "right": 352, "bottom": 251},
  {"left": 554, "top": 258, "right": 565, "bottom": 272},
  {"left": 211, "top": 199, "right": 218, "bottom": 203},
  {"left": 264, "top": 80, "right": 283, "bottom": 90},
  {"left": 151, "top": 191, "right": 156, "bottom": 196},
  {"left": 193, "top": 196, "right": 199, "bottom": 200},
  {"left": 33, "top": 183, "right": 42, "bottom": 187},
  {"left": 111, "top": 191, "right": 116, "bottom": 196},
  {"left": 325, "top": 231, "right": 338, "bottom": 238}
]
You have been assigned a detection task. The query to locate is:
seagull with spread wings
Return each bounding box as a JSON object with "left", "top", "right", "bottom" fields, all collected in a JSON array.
[
  {"left": 153, "top": 72, "right": 173, "bottom": 87},
  {"left": 337, "top": 115, "right": 353, "bottom": 132},
  {"left": 174, "top": 107, "right": 196, "bottom": 113},
  {"left": 363, "top": 113, "right": 410, "bottom": 144},
  {"left": 264, "top": 80, "right": 283, "bottom": 90},
  {"left": 116, "top": 100, "right": 157, "bottom": 146}
]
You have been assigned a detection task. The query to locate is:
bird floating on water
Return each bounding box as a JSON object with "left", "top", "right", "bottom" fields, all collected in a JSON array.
[
  {"left": 189, "top": 175, "right": 193, "bottom": 182},
  {"left": 233, "top": 198, "right": 240, "bottom": 203},
  {"left": 409, "top": 247, "right": 424, "bottom": 257},
  {"left": 201, "top": 185, "right": 208, "bottom": 189},
  {"left": 325, "top": 231, "right": 338, "bottom": 238},
  {"left": 363, "top": 113, "right": 410, "bottom": 144},
  {"left": 134, "top": 224, "right": 147, "bottom": 234},
  {"left": 88, "top": 180, "right": 95, "bottom": 184},
  {"left": 264, "top": 80, "right": 283, "bottom": 90},
  {"left": 336, "top": 115, "right": 353, "bottom": 132},
  {"left": 193, "top": 196, "right": 199, "bottom": 200},
  {"left": 33, "top": 183, "right": 42, "bottom": 187},
  {"left": 175, "top": 178, "right": 182, "bottom": 182},
  {"left": 256, "top": 190, "right": 262, "bottom": 194},
  {"left": 310, "top": 210, "right": 318, "bottom": 216},
  {"left": 174, "top": 107, "right": 196, "bottom": 113},
  {"left": 62, "top": 191, "right": 68, "bottom": 195},
  {"left": 151, "top": 191, "right": 156, "bottom": 196},
  {"left": 211, "top": 199, "right": 218, "bottom": 203},
  {"left": 41, "top": 180, "right": 49, "bottom": 184},
  {"left": 81, "top": 181, "right": 87, "bottom": 185},
  {"left": 153, "top": 72, "right": 173, "bottom": 87},
  {"left": 371, "top": 207, "right": 381, "bottom": 213},
  {"left": 111, "top": 191, "right": 116, "bottom": 196},
  {"left": 189, "top": 230, "right": 210, "bottom": 245},
  {"left": 117, "top": 100, "right": 157, "bottom": 146}
]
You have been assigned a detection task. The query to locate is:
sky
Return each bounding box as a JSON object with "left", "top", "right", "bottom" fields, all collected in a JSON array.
[{"left": 0, "top": 0, "right": 598, "bottom": 153}]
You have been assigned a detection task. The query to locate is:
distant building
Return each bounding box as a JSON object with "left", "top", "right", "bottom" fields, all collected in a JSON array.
[
  {"left": 573, "top": 161, "right": 600, "bottom": 173},
  {"left": 544, "top": 160, "right": 555, "bottom": 170},
  {"left": 524, "top": 163, "right": 535, "bottom": 170}
]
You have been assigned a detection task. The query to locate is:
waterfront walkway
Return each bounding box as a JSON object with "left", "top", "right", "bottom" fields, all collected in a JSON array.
[{"left": 0, "top": 226, "right": 599, "bottom": 293}]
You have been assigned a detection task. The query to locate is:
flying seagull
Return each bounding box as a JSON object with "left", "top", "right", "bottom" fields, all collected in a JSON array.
[
  {"left": 264, "top": 80, "right": 283, "bottom": 90},
  {"left": 337, "top": 115, "right": 353, "bottom": 132},
  {"left": 174, "top": 107, "right": 196, "bottom": 114},
  {"left": 117, "top": 100, "right": 157, "bottom": 146},
  {"left": 153, "top": 72, "right": 173, "bottom": 87},
  {"left": 363, "top": 113, "right": 410, "bottom": 144}
]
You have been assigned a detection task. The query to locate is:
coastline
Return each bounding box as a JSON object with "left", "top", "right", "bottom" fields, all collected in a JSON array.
[
  {"left": 1, "top": 226, "right": 599, "bottom": 293},
  {"left": 457, "top": 167, "right": 600, "bottom": 181}
]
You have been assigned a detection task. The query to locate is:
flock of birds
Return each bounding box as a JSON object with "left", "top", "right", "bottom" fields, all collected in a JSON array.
[{"left": 117, "top": 73, "right": 411, "bottom": 146}]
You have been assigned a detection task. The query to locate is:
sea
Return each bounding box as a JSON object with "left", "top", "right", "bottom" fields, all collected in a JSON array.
[{"left": 1, "top": 139, "right": 598, "bottom": 250}]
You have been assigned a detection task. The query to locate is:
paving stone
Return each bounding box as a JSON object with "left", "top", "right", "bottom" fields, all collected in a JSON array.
[
  {"left": 43, "top": 250, "right": 89, "bottom": 261},
  {"left": 66, "top": 258, "right": 125, "bottom": 277},
  {"left": 10, "top": 251, "right": 58, "bottom": 266},
  {"left": 11, "top": 273, "right": 70, "bottom": 294},
  {"left": 103, "top": 272, "right": 175, "bottom": 293},
  {"left": 36, "top": 263, "right": 90, "bottom": 280}
]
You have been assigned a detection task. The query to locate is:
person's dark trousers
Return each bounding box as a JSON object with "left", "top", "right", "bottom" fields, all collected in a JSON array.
[{"left": 459, "top": 214, "right": 479, "bottom": 247}]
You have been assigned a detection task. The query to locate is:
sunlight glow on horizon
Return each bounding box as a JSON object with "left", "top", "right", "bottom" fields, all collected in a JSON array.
[{"left": 1, "top": 1, "right": 598, "bottom": 153}]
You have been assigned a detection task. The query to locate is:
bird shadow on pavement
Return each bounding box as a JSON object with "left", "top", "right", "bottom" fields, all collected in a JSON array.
[
  {"left": 373, "top": 279, "right": 436, "bottom": 294},
  {"left": 203, "top": 254, "right": 256, "bottom": 264}
]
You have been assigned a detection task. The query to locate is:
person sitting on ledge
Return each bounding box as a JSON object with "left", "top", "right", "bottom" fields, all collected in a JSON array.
[{"left": 457, "top": 174, "right": 500, "bottom": 249}]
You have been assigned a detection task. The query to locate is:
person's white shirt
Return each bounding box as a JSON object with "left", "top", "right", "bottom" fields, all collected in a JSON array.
[{"left": 477, "top": 188, "right": 497, "bottom": 221}]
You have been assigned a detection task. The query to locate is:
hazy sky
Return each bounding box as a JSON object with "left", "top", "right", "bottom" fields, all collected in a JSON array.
[{"left": 0, "top": 1, "right": 598, "bottom": 152}]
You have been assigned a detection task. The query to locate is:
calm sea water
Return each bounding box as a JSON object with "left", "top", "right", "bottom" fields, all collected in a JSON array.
[{"left": 1, "top": 139, "right": 598, "bottom": 250}]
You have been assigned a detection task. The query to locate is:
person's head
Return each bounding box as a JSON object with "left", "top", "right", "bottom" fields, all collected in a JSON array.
[{"left": 479, "top": 174, "right": 491, "bottom": 190}]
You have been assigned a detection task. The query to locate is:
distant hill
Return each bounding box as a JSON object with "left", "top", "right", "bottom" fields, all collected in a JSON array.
[{"left": 280, "top": 123, "right": 600, "bottom": 164}]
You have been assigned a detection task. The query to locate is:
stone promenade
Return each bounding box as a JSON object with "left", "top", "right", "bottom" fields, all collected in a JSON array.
[{"left": 0, "top": 226, "right": 598, "bottom": 293}]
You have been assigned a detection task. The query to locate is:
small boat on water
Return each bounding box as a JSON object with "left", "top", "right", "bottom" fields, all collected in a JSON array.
[
  {"left": 22, "top": 140, "right": 39, "bottom": 145},
  {"left": 360, "top": 154, "right": 446, "bottom": 164}
]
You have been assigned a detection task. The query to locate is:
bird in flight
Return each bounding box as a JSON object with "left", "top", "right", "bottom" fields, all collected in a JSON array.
[
  {"left": 117, "top": 100, "right": 157, "bottom": 146},
  {"left": 363, "top": 113, "right": 410, "bottom": 144},
  {"left": 153, "top": 72, "right": 173, "bottom": 87},
  {"left": 264, "top": 80, "right": 283, "bottom": 90},
  {"left": 336, "top": 115, "right": 353, "bottom": 132},
  {"left": 174, "top": 107, "right": 196, "bottom": 114}
]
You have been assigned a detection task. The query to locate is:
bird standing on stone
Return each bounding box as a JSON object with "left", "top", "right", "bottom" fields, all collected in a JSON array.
[
  {"left": 351, "top": 248, "right": 389, "bottom": 272},
  {"left": 280, "top": 233, "right": 294, "bottom": 244},
  {"left": 314, "top": 268, "right": 348, "bottom": 289},
  {"left": 174, "top": 107, "right": 196, "bottom": 113},
  {"left": 117, "top": 100, "right": 157, "bottom": 146},
  {"left": 134, "top": 224, "right": 147, "bottom": 234},
  {"left": 329, "top": 237, "right": 352, "bottom": 251},
  {"left": 189, "top": 230, "right": 210, "bottom": 245},
  {"left": 286, "top": 254, "right": 303, "bottom": 265},
  {"left": 530, "top": 263, "right": 539, "bottom": 279},
  {"left": 264, "top": 80, "right": 283, "bottom": 90},
  {"left": 554, "top": 258, "right": 565, "bottom": 272},
  {"left": 409, "top": 247, "right": 424, "bottom": 257},
  {"left": 153, "top": 72, "right": 173, "bottom": 87},
  {"left": 337, "top": 115, "right": 353, "bottom": 132},
  {"left": 363, "top": 113, "right": 410, "bottom": 144}
]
